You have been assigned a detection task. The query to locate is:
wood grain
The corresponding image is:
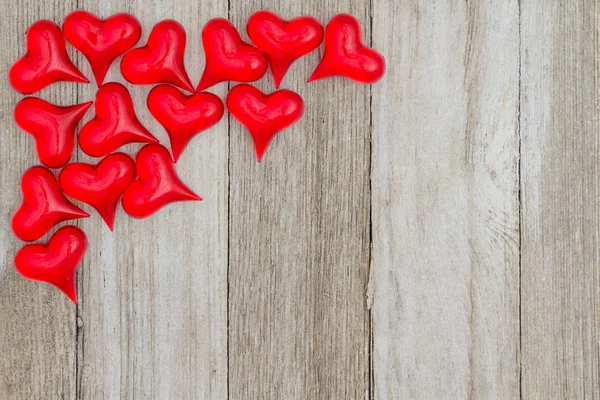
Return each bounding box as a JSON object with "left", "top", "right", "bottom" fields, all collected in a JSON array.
[
  {"left": 227, "top": 2, "right": 371, "bottom": 399},
  {"left": 72, "top": 1, "right": 228, "bottom": 399},
  {"left": 3, "top": 1, "right": 600, "bottom": 398},
  {"left": 520, "top": 1, "right": 600, "bottom": 398},
  {"left": 0, "top": 2, "right": 80, "bottom": 399},
  {"left": 371, "top": 1, "right": 521, "bottom": 398}
]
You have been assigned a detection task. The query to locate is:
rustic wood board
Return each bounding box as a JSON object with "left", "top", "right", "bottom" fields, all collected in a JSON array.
[
  {"left": 1, "top": 0, "right": 600, "bottom": 399},
  {"left": 72, "top": 1, "right": 229, "bottom": 399},
  {"left": 371, "top": 0, "right": 521, "bottom": 398},
  {"left": 520, "top": 1, "right": 600, "bottom": 398},
  {"left": 227, "top": 1, "right": 371, "bottom": 399},
  {"left": 0, "top": 3, "right": 79, "bottom": 399}
]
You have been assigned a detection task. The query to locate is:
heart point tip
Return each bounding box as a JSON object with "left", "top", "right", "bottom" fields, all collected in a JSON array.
[
  {"left": 307, "top": 66, "right": 328, "bottom": 83},
  {"left": 78, "top": 209, "right": 91, "bottom": 218},
  {"left": 74, "top": 101, "right": 93, "bottom": 116},
  {"left": 74, "top": 73, "right": 90, "bottom": 84},
  {"left": 105, "top": 219, "right": 115, "bottom": 231},
  {"left": 171, "top": 149, "right": 182, "bottom": 163},
  {"left": 59, "top": 283, "right": 78, "bottom": 303},
  {"left": 178, "top": 187, "right": 202, "bottom": 202},
  {"left": 196, "top": 74, "right": 217, "bottom": 92},
  {"left": 255, "top": 145, "right": 267, "bottom": 162},
  {"left": 181, "top": 82, "right": 195, "bottom": 93},
  {"left": 66, "top": 207, "right": 89, "bottom": 219},
  {"left": 92, "top": 70, "right": 108, "bottom": 87},
  {"left": 184, "top": 188, "right": 202, "bottom": 201}
]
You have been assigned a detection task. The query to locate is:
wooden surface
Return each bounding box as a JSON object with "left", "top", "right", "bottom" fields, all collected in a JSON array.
[
  {"left": 228, "top": 1, "right": 370, "bottom": 399},
  {"left": 73, "top": 1, "right": 229, "bottom": 399},
  {"left": 0, "top": 4, "right": 79, "bottom": 400},
  {"left": 520, "top": 1, "right": 600, "bottom": 398},
  {"left": 371, "top": 1, "right": 521, "bottom": 398},
  {"left": 0, "top": 0, "right": 598, "bottom": 399}
]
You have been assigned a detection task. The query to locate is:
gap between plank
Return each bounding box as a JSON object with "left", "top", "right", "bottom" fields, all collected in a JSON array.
[
  {"left": 226, "top": 3, "right": 231, "bottom": 400},
  {"left": 367, "top": 0, "right": 375, "bottom": 398},
  {"left": 517, "top": 1, "right": 523, "bottom": 399}
]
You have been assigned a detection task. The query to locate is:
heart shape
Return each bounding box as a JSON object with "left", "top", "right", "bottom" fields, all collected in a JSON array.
[
  {"left": 120, "top": 20, "right": 194, "bottom": 92},
  {"left": 227, "top": 84, "right": 303, "bottom": 162},
  {"left": 9, "top": 20, "right": 89, "bottom": 94},
  {"left": 122, "top": 144, "right": 201, "bottom": 218},
  {"left": 59, "top": 153, "right": 136, "bottom": 230},
  {"left": 197, "top": 18, "right": 268, "bottom": 91},
  {"left": 15, "top": 225, "right": 87, "bottom": 303},
  {"left": 79, "top": 82, "right": 158, "bottom": 157},
  {"left": 247, "top": 11, "right": 323, "bottom": 88},
  {"left": 147, "top": 84, "right": 224, "bottom": 162},
  {"left": 63, "top": 11, "right": 142, "bottom": 86},
  {"left": 14, "top": 97, "right": 92, "bottom": 168},
  {"left": 12, "top": 166, "right": 89, "bottom": 242},
  {"left": 308, "top": 14, "right": 385, "bottom": 84}
]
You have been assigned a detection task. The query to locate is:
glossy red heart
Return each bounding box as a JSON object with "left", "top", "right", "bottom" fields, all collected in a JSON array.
[
  {"left": 308, "top": 14, "right": 385, "bottom": 84},
  {"left": 79, "top": 82, "right": 158, "bottom": 157},
  {"left": 122, "top": 144, "right": 201, "bottom": 218},
  {"left": 12, "top": 166, "right": 89, "bottom": 242},
  {"left": 147, "top": 84, "right": 224, "bottom": 162},
  {"left": 226, "top": 84, "right": 303, "bottom": 162},
  {"left": 197, "top": 18, "right": 268, "bottom": 91},
  {"left": 9, "top": 20, "right": 89, "bottom": 94},
  {"left": 63, "top": 10, "right": 142, "bottom": 86},
  {"left": 14, "top": 98, "right": 92, "bottom": 168},
  {"left": 59, "top": 153, "right": 136, "bottom": 230},
  {"left": 121, "top": 20, "right": 194, "bottom": 92},
  {"left": 15, "top": 225, "right": 87, "bottom": 303},
  {"left": 247, "top": 10, "right": 323, "bottom": 88}
]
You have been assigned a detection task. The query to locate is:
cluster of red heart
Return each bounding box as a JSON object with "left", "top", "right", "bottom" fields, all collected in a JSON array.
[{"left": 8, "top": 10, "right": 385, "bottom": 302}]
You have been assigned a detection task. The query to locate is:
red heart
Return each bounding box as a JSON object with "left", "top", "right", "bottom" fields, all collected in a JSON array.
[
  {"left": 122, "top": 144, "right": 201, "bottom": 218},
  {"left": 197, "top": 18, "right": 268, "bottom": 91},
  {"left": 147, "top": 84, "right": 224, "bottom": 162},
  {"left": 59, "top": 153, "right": 136, "bottom": 230},
  {"left": 12, "top": 167, "right": 89, "bottom": 242},
  {"left": 14, "top": 97, "right": 92, "bottom": 168},
  {"left": 63, "top": 11, "right": 142, "bottom": 86},
  {"left": 9, "top": 20, "right": 89, "bottom": 94},
  {"left": 15, "top": 225, "right": 87, "bottom": 303},
  {"left": 79, "top": 82, "right": 158, "bottom": 157},
  {"left": 308, "top": 14, "right": 385, "bottom": 84},
  {"left": 226, "top": 84, "right": 303, "bottom": 162},
  {"left": 121, "top": 20, "right": 194, "bottom": 92},
  {"left": 247, "top": 11, "right": 323, "bottom": 88}
]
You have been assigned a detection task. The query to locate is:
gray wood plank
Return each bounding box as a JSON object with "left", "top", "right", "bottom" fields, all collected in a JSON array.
[
  {"left": 520, "top": 1, "right": 600, "bottom": 398},
  {"left": 0, "top": 2, "right": 79, "bottom": 399},
  {"left": 371, "top": 1, "right": 521, "bottom": 398},
  {"left": 228, "top": 2, "right": 371, "bottom": 399},
  {"left": 72, "top": 1, "right": 228, "bottom": 399}
]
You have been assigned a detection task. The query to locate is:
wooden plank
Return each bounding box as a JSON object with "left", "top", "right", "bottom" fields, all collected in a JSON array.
[
  {"left": 0, "top": 2, "right": 79, "bottom": 400},
  {"left": 520, "top": 1, "right": 600, "bottom": 398},
  {"left": 371, "top": 1, "right": 520, "bottom": 398},
  {"left": 73, "top": 1, "right": 228, "bottom": 398},
  {"left": 228, "top": 2, "right": 371, "bottom": 399}
]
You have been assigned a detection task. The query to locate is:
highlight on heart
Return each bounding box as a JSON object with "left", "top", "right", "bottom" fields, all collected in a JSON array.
[{"left": 7, "top": 10, "right": 386, "bottom": 302}]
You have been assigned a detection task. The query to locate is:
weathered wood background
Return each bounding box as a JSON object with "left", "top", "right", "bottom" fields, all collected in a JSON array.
[{"left": 0, "top": 0, "right": 598, "bottom": 398}]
